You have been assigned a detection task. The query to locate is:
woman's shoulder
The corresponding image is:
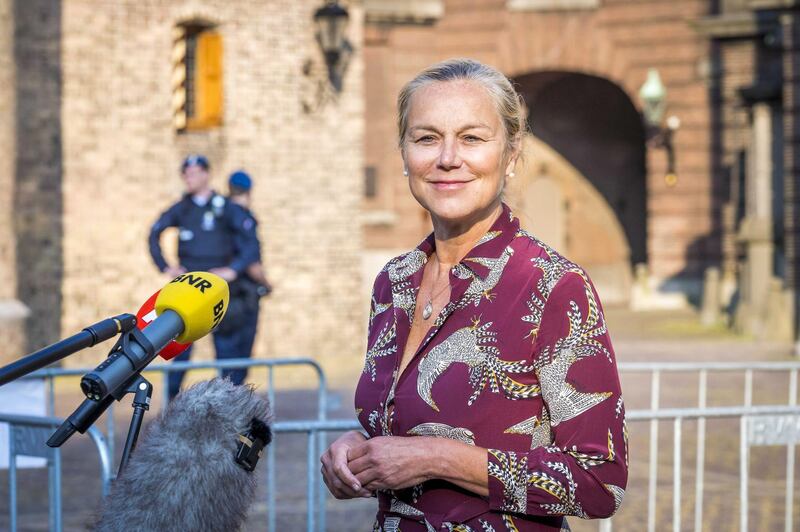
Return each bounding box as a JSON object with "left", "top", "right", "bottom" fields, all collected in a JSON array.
[
  {"left": 512, "top": 228, "right": 575, "bottom": 265},
  {"left": 512, "top": 228, "right": 592, "bottom": 290}
]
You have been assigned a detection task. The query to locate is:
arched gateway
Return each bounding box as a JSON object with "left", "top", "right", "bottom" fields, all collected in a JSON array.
[{"left": 506, "top": 72, "right": 648, "bottom": 305}]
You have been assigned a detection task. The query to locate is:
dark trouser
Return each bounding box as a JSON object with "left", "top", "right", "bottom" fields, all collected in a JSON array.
[{"left": 167, "top": 307, "right": 259, "bottom": 399}]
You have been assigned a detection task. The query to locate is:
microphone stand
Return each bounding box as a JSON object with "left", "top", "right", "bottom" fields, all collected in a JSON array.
[
  {"left": 48, "top": 328, "right": 159, "bottom": 477},
  {"left": 47, "top": 371, "right": 153, "bottom": 477},
  {"left": 117, "top": 374, "right": 152, "bottom": 475}
]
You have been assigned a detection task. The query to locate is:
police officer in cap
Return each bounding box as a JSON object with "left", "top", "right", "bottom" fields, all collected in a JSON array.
[
  {"left": 148, "top": 154, "right": 260, "bottom": 398},
  {"left": 227, "top": 170, "right": 271, "bottom": 290},
  {"left": 214, "top": 169, "right": 272, "bottom": 387}
]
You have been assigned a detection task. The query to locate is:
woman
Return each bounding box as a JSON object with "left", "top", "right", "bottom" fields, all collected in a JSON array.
[{"left": 321, "top": 59, "right": 627, "bottom": 531}]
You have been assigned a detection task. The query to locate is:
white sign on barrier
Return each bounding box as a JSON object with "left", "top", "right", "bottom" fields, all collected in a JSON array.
[
  {"left": 0, "top": 379, "right": 47, "bottom": 468},
  {"left": 747, "top": 414, "right": 800, "bottom": 446}
]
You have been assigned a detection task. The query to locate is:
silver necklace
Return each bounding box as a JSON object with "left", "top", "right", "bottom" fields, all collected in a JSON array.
[{"left": 421, "top": 260, "right": 450, "bottom": 320}]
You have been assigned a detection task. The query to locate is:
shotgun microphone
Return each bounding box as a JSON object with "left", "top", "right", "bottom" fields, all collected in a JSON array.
[{"left": 94, "top": 378, "right": 272, "bottom": 532}]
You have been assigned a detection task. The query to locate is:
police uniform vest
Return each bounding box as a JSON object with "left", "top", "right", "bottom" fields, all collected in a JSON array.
[{"left": 175, "top": 194, "right": 236, "bottom": 271}]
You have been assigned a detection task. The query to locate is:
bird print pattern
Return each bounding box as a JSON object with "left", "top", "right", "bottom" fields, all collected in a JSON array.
[{"left": 355, "top": 204, "right": 627, "bottom": 530}]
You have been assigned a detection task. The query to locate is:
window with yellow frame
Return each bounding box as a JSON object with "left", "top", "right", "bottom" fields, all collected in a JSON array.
[{"left": 172, "top": 23, "right": 223, "bottom": 131}]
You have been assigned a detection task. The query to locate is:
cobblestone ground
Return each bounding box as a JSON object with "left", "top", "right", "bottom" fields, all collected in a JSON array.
[{"left": 1, "top": 307, "right": 798, "bottom": 531}]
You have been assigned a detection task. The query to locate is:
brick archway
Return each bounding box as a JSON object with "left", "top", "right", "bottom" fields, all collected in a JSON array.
[
  {"left": 506, "top": 136, "right": 632, "bottom": 305},
  {"left": 501, "top": 13, "right": 636, "bottom": 100},
  {"left": 514, "top": 70, "right": 648, "bottom": 267}
]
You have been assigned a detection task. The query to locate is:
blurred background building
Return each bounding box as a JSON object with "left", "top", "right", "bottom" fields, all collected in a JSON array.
[
  {"left": 362, "top": 0, "right": 800, "bottom": 347},
  {"left": 0, "top": 0, "right": 366, "bottom": 372},
  {"left": 1, "top": 0, "right": 799, "bottom": 371}
]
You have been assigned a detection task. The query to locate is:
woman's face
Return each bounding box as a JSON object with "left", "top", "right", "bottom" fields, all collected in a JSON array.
[{"left": 402, "top": 80, "right": 516, "bottom": 227}]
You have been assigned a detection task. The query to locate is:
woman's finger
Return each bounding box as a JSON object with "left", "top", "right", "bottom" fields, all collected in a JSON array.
[
  {"left": 354, "top": 464, "right": 382, "bottom": 489},
  {"left": 320, "top": 466, "right": 339, "bottom": 498},
  {"left": 322, "top": 451, "right": 354, "bottom": 498},
  {"left": 347, "top": 453, "right": 374, "bottom": 476},
  {"left": 346, "top": 440, "right": 370, "bottom": 462},
  {"left": 322, "top": 465, "right": 358, "bottom": 499},
  {"left": 334, "top": 471, "right": 370, "bottom": 499},
  {"left": 333, "top": 460, "right": 363, "bottom": 492},
  {"left": 321, "top": 465, "right": 344, "bottom": 498}
]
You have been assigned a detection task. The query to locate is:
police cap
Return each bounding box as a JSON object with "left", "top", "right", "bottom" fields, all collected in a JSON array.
[
  {"left": 228, "top": 170, "right": 252, "bottom": 191},
  {"left": 181, "top": 154, "right": 210, "bottom": 172}
]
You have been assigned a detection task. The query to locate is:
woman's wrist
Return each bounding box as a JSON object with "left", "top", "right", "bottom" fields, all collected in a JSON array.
[
  {"left": 421, "top": 437, "right": 445, "bottom": 481},
  {"left": 424, "top": 438, "right": 489, "bottom": 496},
  {"left": 425, "top": 437, "right": 462, "bottom": 481}
]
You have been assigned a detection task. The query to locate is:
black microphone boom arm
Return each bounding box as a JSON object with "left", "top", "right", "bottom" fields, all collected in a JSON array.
[{"left": 0, "top": 314, "right": 137, "bottom": 386}]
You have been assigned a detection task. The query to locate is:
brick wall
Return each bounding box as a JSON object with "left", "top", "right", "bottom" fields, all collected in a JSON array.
[
  {"left": 782, "top": 13, "right": 800, "bottom": 307},
  {"left": 58, "top": 0, "right": 365, "bottom": 372},
  {"left": 715, "top": 39, "right": 756, "bottom": 282},
  {"left": 0, "top": 0, "right": 27, "bottom": 365},
  {"left": 364, "top": 0, "right": 714, "bottom": 284},
  {"left": 0, "top": 0, "right": 14, "bottom": 300}
]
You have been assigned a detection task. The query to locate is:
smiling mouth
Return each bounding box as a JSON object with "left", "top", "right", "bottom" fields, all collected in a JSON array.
[{"left": 429, "top": 180, "right": 472, "bottom": 189}]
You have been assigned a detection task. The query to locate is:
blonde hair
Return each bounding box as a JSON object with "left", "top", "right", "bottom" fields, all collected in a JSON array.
[{"left": 397, "top": 58, "right": 527, "bottom": 156}]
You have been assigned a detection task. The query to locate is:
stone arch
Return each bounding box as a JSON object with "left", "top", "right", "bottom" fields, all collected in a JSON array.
[
  {"left": 516, "top": 71, "right": 648, "bottom": 263},
  {"left": 505, "top": 72, "right": 647, "bottom": 304},
  {"left": 171, "top": 5, "right": 224, "bottom": 28},
  {"left": 506, "top": 136, "right": 632, "bottom": 305},
  {"left": 502, "top": 16, "right": 636, "bottom": 99}
]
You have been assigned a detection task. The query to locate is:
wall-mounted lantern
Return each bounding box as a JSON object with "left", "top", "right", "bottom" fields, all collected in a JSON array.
[
  {"left": 313, "top": 1, "right": 352, "bottom": 92},
  {"left": 639, "top": 68, "right": 680, "bottom": 187}
]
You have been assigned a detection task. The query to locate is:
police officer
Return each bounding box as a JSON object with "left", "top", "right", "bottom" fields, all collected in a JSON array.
[
  {"left": 148, "top": 155, "right": 260, "bottom": 398},
  {"left": 227, "top": 170, "right": 271, "bottom": 289},
  {"left": 216, "top": 170, "right": 272, "bottom": 386}
]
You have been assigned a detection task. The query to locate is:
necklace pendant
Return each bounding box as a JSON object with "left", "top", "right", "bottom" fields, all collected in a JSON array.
[{"left": 422, "top": 300, "right": 433, "bottom": 320}]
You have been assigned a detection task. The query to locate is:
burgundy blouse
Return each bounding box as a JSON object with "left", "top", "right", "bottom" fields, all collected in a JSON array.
[{"left": 355, "top": 204, "right": 627, "bottom": 531}]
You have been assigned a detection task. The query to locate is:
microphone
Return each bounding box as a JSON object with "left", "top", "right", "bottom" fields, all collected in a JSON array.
[
  {"left": 134, "top": 289, "right": 191, "bottom": 360},
  {"left": 94, "top": 378, "right": 272, "bottom": 532},
  {"left": 80, "top": 272, "right": 229, "bottom": 401}
]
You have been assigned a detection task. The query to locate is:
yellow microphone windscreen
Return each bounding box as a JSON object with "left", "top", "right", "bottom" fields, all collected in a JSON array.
[{"left": 155, "top": 272, "right": 229, "bottom": 343}]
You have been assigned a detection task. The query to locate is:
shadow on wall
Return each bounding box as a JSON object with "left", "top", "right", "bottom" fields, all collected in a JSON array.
[
  {"left": 515, "top": 71, "right": 648, "bottom": 266},
  {"left": 509, "top": 71, "right": 648, "bottom": 306},
  {"left": 505, "top": 136, "right": 634, "bottom": 307},
  {"left": 13, "top": 0, "right": 63, "bottom": 351}
]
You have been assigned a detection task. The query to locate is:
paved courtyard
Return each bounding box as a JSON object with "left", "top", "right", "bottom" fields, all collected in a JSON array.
[{"left": 1, "top": 307, "right": 798, "bottom": 530}]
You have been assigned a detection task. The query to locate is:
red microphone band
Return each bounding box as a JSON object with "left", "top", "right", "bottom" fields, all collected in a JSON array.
[{"left": 135, "top": 290, "right": 191, "bottom": 360}]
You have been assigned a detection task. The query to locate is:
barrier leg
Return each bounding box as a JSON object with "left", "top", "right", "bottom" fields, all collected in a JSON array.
[
  {"left": 267, "top": 368, "right": 276, "bottom": 532},
  {"left": 48, "top": 447, "right": 63, "bottom": 532},
  {"left": 267, "top": 439, "right": 276, "bottom": 532},
  {"left": 9, "top": 427, "right": 17, "bottom": 532},
  {"left": 307, "top": 430, "right": 316, "bottom": 531},
  {"left": 740, "top": 417, "right": 748, "bottom": 532},
  {"left": 317, "top": 431, "right": 327, "bottom": 532}
]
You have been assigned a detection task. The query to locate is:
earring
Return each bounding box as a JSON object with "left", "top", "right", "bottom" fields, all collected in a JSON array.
[
  {"left": 507, "top": 172, "right": 515, "bottom": 178},
  {"left": 403, "top": 168, "right": 409, "bottom": 177}
]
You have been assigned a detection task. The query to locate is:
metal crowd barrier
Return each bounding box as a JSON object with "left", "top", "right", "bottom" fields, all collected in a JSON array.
[
  {"left": 16, "top": 357, "right": 327, "bottom": 532},
  {"left": 0, "top": 413, "right": 112, "bottom": 532},
  {"left": 23, "top": 357, "right": 327, "bottom": 472},
  {"left": 257, "top": 361, "right": 800, "bottom": 532},
  {"left": 4, "top": 359, "right": 800, "bottom": 531},
  {"left": 277, "top": 407, "right": 800, "bottom": 532},
  {"left": 619, "top": 361, "right": 800, "bottom": 532}
]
